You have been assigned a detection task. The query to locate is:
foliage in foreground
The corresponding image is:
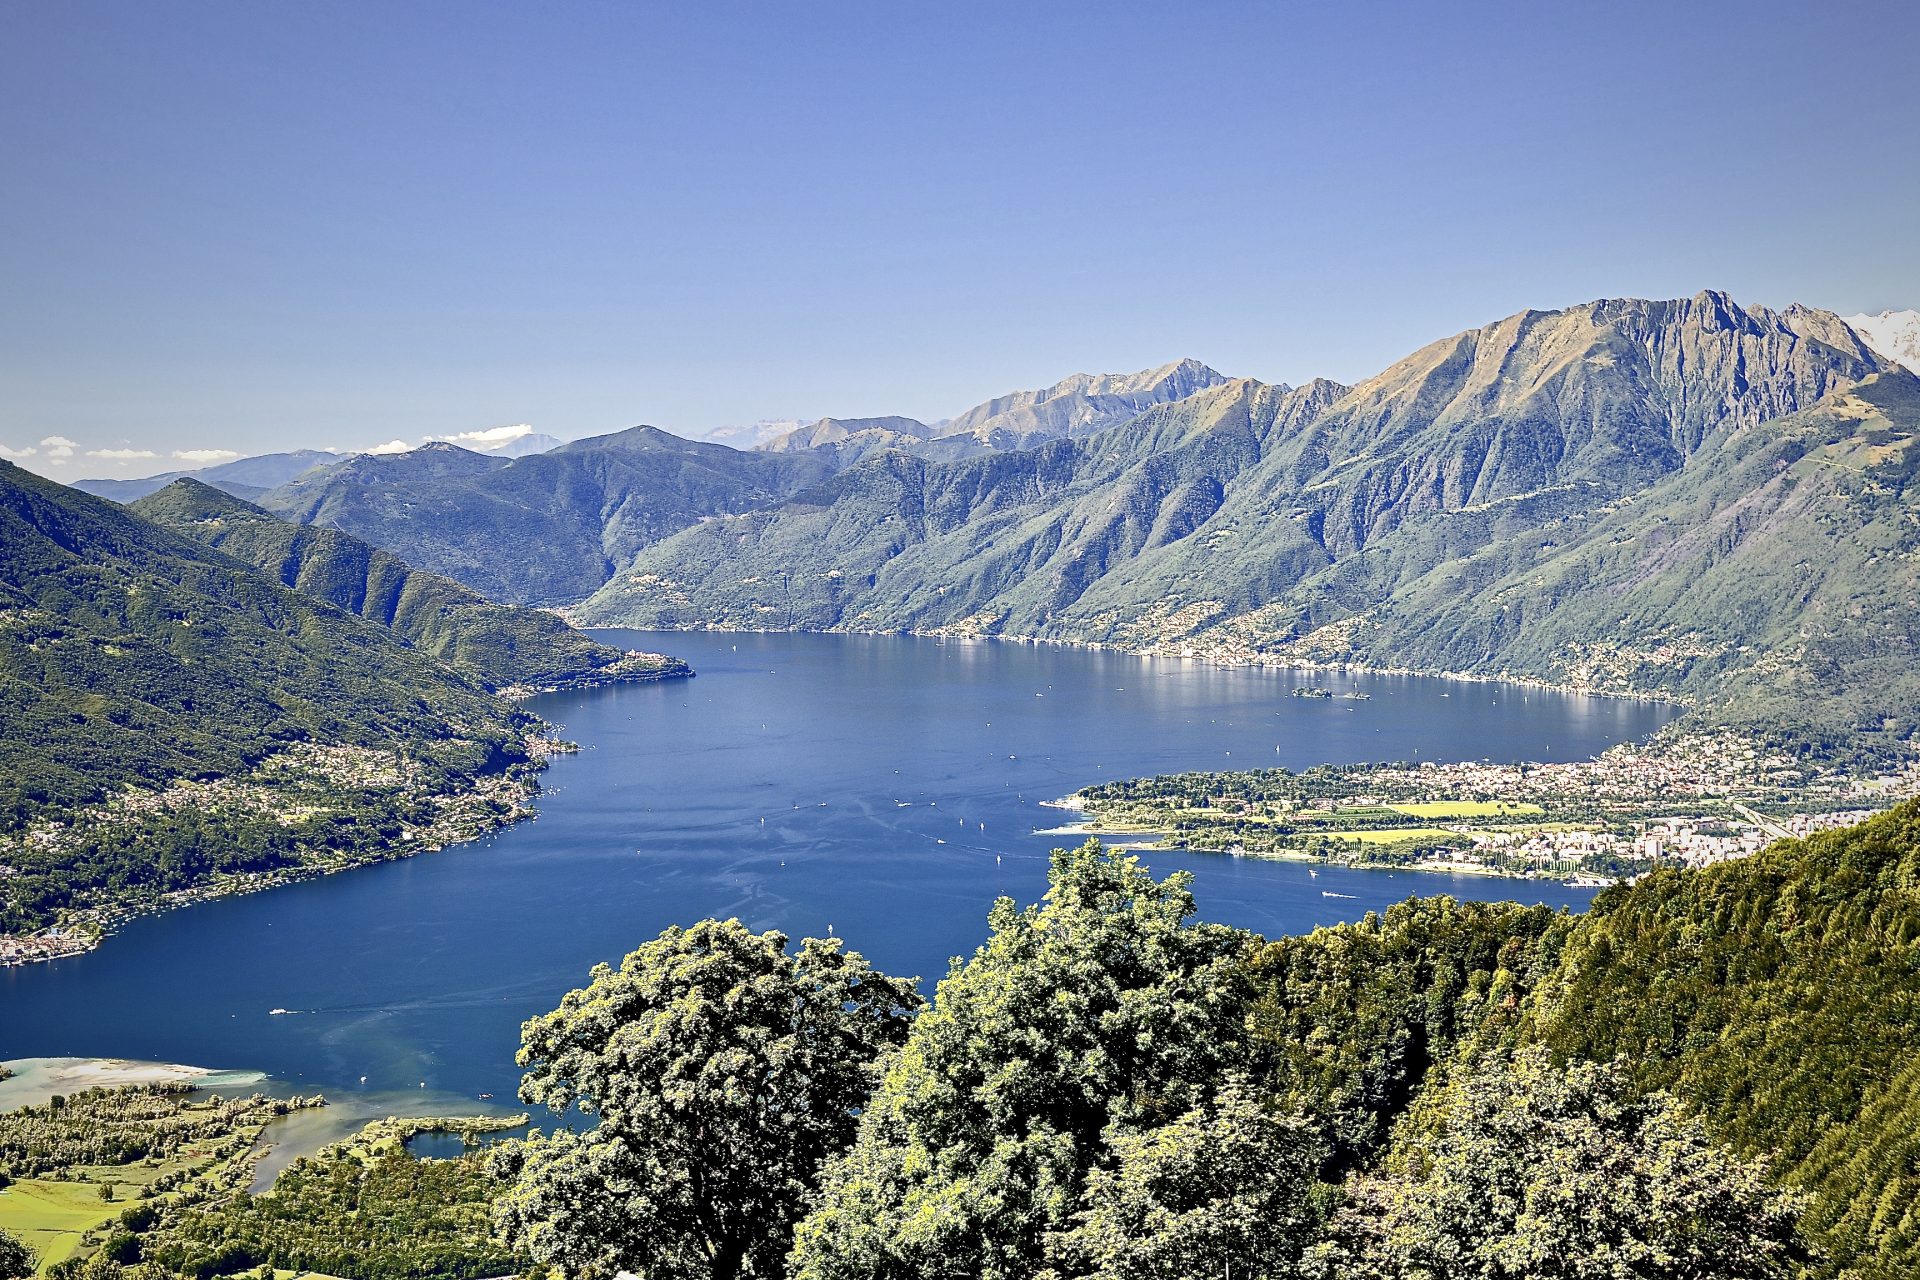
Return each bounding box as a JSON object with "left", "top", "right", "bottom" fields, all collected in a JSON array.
[
  {"left": 25, "top": 801, "right": 1920, "bottom": 1280},
  {"left": 789, "top": 842, "right": 1261, "bottom": 1280},
  {"left": 0, "top": 1228, "right": 35, "bottom": 1280},
  {"left": 492, "top": 920, "right": 921, "bottom": 1280},
  {"left": 1522, "top": 799, "right": 1920, "bottom": 1280},
  {"left": 1310, "top": 1047, "right": 1805, "bottom": 1280},
  {"left": 478, "top": 839, "right": 1813, "bottom": 1280}
]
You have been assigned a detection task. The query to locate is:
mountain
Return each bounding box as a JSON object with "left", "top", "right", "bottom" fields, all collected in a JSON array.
[
  {"left": 931, "top": 357, "right": 1229, "bottom": 450},
  {"left": 755, "top": 360, "right": 1232, "bottom": 464},
  {"left": 1236, "top": 369, "right": 1920, "bottom": 755},
  {"left": 488, "top": 430, "right": 563, "bottom": 457},
  {"left": 233, "top": 363, "right": 1231, "bottom": 611},
  {"left": 1846, "top": 308, "right": 1920, "bottom": 373},
  {"left": 0, "top": 461, "right": 532, "bottom": 819},
  {"left": 258, "top": 430, "right": 836, "bottom": 605},
  {"left": 73, "top": 450, "right": 342, "bottom": 504},
  {"left": 130, "top": 480, "right": 688, "bottom": 692},
  {"left": 0, "top": 460, "right": 551, "bottom": 931},
  {"left": 758, "top": 416, "right": 939, "bottom": 468},
  {"left": 580, "top": 293, "right": 1893, "bottom": 731},
  {"left": 574, "top": 376, "right": 1346, "bottom": 633}
]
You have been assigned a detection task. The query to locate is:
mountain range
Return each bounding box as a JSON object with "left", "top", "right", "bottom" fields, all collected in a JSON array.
[
  {"left": 253, "top": 432, "right": 837, "bottom": 605},
  {"left": 754, "top": 357, "right": 1230, "bottom": 464},
  {"left": 55, "top": 289, "right": 1919, "bottom": 759},
  {"left": 73, "top": 450, "right": 343, "bottom": 504},
  {"left": 72, "top": 428, "right": 566, "bottom": 505},
  {"left": 563, "top": 291, "right": 1909, "bottom": 754}
]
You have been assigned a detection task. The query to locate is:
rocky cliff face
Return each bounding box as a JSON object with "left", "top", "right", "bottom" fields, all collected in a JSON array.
[
  {"left": 1258, "top": 291, "right": 1889, "bottom": 557},
  {"left": 1220, "top": 371, "right": 1920, "bottom": 756},
  {"left": 569, "top": 376, "right": 1345, "bottom": 634}
]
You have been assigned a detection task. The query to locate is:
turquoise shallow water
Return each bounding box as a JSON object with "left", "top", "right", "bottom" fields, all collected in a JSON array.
[{"left": 0, "top": 632, "right": 1677, "bottom": 1104}]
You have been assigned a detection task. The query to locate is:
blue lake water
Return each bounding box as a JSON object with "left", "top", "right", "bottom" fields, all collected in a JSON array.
[{"left": 1, "top": 632, "right": 1678, "bottom": 1106}]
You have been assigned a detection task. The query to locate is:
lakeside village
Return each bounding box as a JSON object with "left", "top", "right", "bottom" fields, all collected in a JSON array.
[
  {"left": 1065, "top": 732, "right": 1920, "bottom": 885},
  {"left": 0, "top": 739, "right": 566, "bottom": 968}
]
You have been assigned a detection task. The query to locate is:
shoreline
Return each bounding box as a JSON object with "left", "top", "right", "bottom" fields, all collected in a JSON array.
[
  {"left": 0, "top": 1057, "right": 265, "bottom": 1112},
  {"left": 498, "top": 651, "right": 694, "bottom": 699},
  {"left": 1036, "top": 812, "right": 1589, "bottom": 884},
  {"left": 0, "top": 734, "right": 561, "bottom": 969},
  {"left": 578, "top": 619, "right": 1689, "bottom": 711}
]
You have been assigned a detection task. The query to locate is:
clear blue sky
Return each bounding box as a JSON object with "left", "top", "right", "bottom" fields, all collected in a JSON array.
[{"left": 3, "top": 0, "right": 1916, "bottom": 477}]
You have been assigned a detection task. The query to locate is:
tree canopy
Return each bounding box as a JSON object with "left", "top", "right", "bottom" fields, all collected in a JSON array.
[
  {"left": 1312, "top": 1047, "right": 1805, "bottom": 1280},
  {"left": 789, "top": 840, "right": 1260, "bottom": 1280},
  {"left": 0, "top": 1227, "right": 36, "bottom": 1280},
  {"left": 492, "top": 919, "right": 922, "bottom": 1280}
]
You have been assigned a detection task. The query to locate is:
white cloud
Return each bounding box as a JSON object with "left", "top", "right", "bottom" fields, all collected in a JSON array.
[
  {"left": 427, "top": 423, "right": 534, "bottom": 448},
  {"left": 86, "top": 448, "right": 159, "bottom": 461},
  {"left": 366, "top": 439, "right": 415, "bottom": 455},
  {"left": 172, "top": 448, "right": 241, "bottom": 464},
  {"left": 40, "top": 435, "right": 77, "bottom": 462},
  {"left": 0, "top": 443, "right": 36, "bottom": 459}
]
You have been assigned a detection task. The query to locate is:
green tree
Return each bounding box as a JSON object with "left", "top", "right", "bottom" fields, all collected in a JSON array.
[
  {"left": 0, "top": 1227, "right": 36, "bottom": 1280},
  {"left": 492, "top": 919, "right": 921, "bottom": 1280},
  {"left": 1311, "top": 1047, "right": 1806, "bottom": 1280},
  {"left": 790, "top": 840, "right": 1258, "bottom": 1280},
  {"left": 1051, "top": 1084, "right": 1325, "bottom": 1280}
]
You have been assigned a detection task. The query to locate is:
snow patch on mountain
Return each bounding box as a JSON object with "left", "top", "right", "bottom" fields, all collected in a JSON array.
[{"left": 1845, "top": 309, "right": 1920, "bottom": 373}]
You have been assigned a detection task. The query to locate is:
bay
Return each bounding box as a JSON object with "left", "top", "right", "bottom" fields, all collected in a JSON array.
[{"left": 1, "top": 631, "right": 1677, "bottom": 1106}]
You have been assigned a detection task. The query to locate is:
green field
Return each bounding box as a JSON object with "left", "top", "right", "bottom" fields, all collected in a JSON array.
[
  {"left": 1385, "top": 801, "right": 1546, "bottom": 819},
  {"left": 0, "top": 1178, "right": 126, "bottom": 1271}
]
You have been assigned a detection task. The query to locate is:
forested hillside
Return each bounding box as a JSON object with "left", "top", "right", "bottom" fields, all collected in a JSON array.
[
  {"left": 1521, "top": 800, "right": 1920, "bottom": 1279},
  {"left": 0, "top": 462, "right": 543, "bottom": 937},
  {"left": 130, "top": 480, "right": 688, "bottom": 692},
  {"left": 0, "top": 462, "right": 529, "bottom": 824}
]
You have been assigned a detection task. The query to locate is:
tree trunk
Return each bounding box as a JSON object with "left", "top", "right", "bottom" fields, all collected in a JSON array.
[{"left": 709, "top": 1235, "right": 748, "bottom": 1280}]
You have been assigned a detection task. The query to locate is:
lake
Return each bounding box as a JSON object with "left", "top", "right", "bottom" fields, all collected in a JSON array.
[{"left": 1, "top": 632, "right": 1678, "bottom": 1107}]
